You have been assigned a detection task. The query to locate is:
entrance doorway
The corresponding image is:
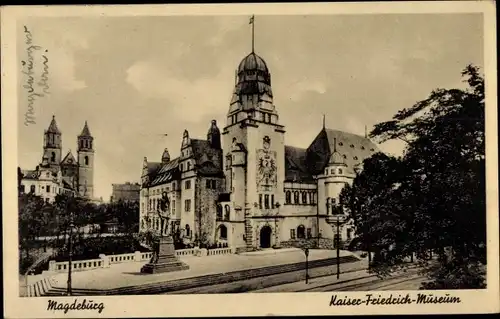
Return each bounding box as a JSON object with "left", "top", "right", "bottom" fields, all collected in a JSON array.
[{"left": 260, "top": 226, "right": 272, "bottom": 248}]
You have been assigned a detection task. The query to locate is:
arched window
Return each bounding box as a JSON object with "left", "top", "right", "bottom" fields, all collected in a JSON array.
[
  {"left": 153, "top": 198, "right": 156, "bottom": 210},
  {"left": 155, "top": 218, "right": 159, "bottom": 230},
  {"left": 216, "top": 204, "right": 223, "bottom": 220},
  {"left": 219, "top": 225, "right": 228, "bottom": 240},
  {"left": 294, "top": 192, "right": 299, "bottom": 204},
  {"left": 297, "top": 225, "right": 306, "bottom": 239},
  {"left": 51, "top": 152, "right": 56, "bottom": 162},
  {"left": 301, "top": 192, "right": 307, "bottom": 204},
  {"left": 149, "top": 199, "right": 152, "bottom": 210},
  {"left": 271, "top": 194, "right": 275, "bottom": 208},
  {"left": 331, "top": 169, "right": 335, "bottom": 175},
  {"left": 264, "top": 194, "right": 270, "bottom": 209},
  {"left": 187, "top": 162, "right": 191, "bottom": 170},
  {"left": 224, "top": 205, "right": 230, "bottom": 220},
  {"left": 185, "top": 224, "right": 190, "bottom": 237},
  {"left": 141, "top": 219, "right": 145, "bottom": 229},
  {"left": 285, "top": 191, "right": 291, "bottom": 204},
  {"left": 30, "top": 185, "right": 36, "bottom": 193},
  {"left": 84, "top": 156, "right": 89, "bottom": 166}
]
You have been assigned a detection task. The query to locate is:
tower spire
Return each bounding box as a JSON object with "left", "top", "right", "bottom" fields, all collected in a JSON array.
[
  {"left": 322, "top": 114, "right": 326, "bottom": 129},
  {"left": 249, "top": 15, "right": 255, "bottom": 52}
]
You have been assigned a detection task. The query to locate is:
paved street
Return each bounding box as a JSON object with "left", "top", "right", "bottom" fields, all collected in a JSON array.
[
  {"left": 49, "top": 249, "right": 353, "bottom": 290},
  {"left": 254, "top": 264, "right": 424, "bottom": 292}
]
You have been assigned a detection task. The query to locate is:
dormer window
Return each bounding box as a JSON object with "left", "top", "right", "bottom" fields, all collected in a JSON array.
[
  {"left": 350, "top": 144, "right": 354, "bottom": 148},
  {"left": 354, "top": 156, "right": 358, "bottom": 160},
  {"left": 343, "top": 155, "right": 347, "bottom": 159},
  {"left": 370, "top": 148, "right": 375, "bottom": 151},
  {"left": 361, "top": 146, "right": 365, "bottom": 150},
  {"left": 338, "top": 142, "right": 343, "bottom": 146}
]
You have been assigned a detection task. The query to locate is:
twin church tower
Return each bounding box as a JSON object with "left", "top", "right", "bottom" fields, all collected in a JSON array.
[{"left": 20, "top": 116, "right": 95, "bottom": 201}]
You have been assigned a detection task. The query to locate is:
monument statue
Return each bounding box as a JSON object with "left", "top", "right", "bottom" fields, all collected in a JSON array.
[
  {"left": 141, "top": 191, "right": 189, "bottom": 274},
  {"left": 157, "top": 191, "right": 171, "bottom": 236}
]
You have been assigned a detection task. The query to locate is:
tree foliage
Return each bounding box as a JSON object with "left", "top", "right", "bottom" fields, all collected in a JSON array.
[{"left": 340, "top": 65, "right": 486, "bottom": 289}]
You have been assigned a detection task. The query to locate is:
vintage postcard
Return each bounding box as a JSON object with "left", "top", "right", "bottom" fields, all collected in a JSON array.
[{"left": 2, "top": 1, "right": 499, "bottom": 318}]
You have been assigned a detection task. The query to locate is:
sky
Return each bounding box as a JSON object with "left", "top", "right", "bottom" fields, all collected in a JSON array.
[{"left": 17, "top": 14, "right": 484, "bottom": 201}]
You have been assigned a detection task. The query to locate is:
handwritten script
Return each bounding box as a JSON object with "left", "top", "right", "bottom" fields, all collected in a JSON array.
[{"left": 21, "top": 25, "right": 50, "bottom": 126}]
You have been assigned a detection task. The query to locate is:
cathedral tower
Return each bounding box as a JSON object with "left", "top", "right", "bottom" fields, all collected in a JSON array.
[
  {"left": 43, "top": 115, "right": 62, "bottom": 168},
  {"left": 77, "top": 121, "right": 94, "bottom": 199}
]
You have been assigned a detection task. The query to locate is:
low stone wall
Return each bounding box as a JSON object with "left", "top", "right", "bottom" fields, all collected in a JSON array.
[
  {"left": 280, "top": 238, "right": 347, "bottom": 250},
  {"left": 280, "top": 239, "right": 318, "bottom": 249},
  {"left": 47, "top": 247, "right": 233, "bottom": 273}
]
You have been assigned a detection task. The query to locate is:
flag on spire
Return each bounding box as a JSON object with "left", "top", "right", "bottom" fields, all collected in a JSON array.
[{"left": 249, "top": 15, "right": 255, "bottom": 52}]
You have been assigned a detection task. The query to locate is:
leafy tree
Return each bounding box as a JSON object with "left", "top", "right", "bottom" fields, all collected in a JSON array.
[{"left": 341, "top": 65, "right": 486, "bottom": 288}]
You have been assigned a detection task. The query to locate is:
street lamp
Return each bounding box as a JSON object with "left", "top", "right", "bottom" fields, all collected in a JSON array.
[
  {"left": 302, "top": 247, "right": 310, "bottom": 284},
  {"left": 336, "top": 215, "right": 340, "bottom": 280},
  {"left": 67, "top": 210, "right": 74, "bottom": 296},
  {"left": 274, "top": 202, "right": 280, "bottom": 248}
]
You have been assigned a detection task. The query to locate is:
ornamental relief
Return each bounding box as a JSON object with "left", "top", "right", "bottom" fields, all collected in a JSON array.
[{"left": 256, "top": 136, "right": 277, "bottom": 191}]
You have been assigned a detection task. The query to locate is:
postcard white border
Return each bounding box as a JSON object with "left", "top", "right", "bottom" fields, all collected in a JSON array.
[{"left": 2, "top": 1, "right": 498, "bottom": 317}]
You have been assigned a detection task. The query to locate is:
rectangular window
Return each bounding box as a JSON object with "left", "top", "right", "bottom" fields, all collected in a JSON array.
[
  {"left": 259, "top": 194, "right": 263, "bottom": 209},
  {"left": 271, "top": 194, "right": 275, "bottom": 208},
  {"left": 46, "top": 185, "right": 50, "bottom": 193},
  {"left": 185, "top": 199, "right": 191, "bottom": 212},
  {"left": 264, "top": 194, "right": 269, "bottom": 209},
  {"left": 206, "top": 180, "right": 211, "bottom": 188},
  {"left": 306, "top": 228, "right": 312, "bottom": 239},
  {"left": 172, "top": 200, "right": 176, "bottom": 214},
  {"left": 20, "top": 185, "right": 25, "bottom": 193},
  {"left": 211, "top": 180, "right": 217, "bottom": 189},
  {"left": 185, "top": 180, "right": 191, "bottom": 190},
  {"left": 290, "top": 229, "right": 296, "bottom": 239},
  {"left": 302, "top": 192, "right": 307, "bottom": 204},
  {"left": 172, "top": 182, "right": 176, "bottom": 189}
]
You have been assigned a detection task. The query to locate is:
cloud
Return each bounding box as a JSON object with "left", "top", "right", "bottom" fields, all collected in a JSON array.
[{"left": 125, "top": 60, "right": 234, "bottom": 123}]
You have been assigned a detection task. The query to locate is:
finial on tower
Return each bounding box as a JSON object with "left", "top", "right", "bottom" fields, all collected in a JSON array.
[
  {"left": 249, "top": 15, "right": 255, "bottom": 53},
  {"left": 322, "top": 114, "right": 326, "bottom": 129}
]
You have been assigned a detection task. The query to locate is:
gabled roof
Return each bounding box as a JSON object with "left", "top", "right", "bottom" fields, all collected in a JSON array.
[
  {"left": 190, "top": 139, "right": 224, "bottom": 177},
  {"left": 306, "top": 127, "right": 379, "bottom": 175},
  {"left": 61, "top": 150, "right": 77, "bottom": 165},
  {"left": 21, "top": 170, "right": 39, "bottom": 180}
]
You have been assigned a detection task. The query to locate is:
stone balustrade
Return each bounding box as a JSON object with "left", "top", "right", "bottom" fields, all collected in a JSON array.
[{"left": 47, "top": 247, "right": 231, "bottom": 273}]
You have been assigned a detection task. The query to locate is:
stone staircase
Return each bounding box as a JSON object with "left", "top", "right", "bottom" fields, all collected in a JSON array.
[{"left": 33, "top": 254, "right": 360, "bottom": 296}]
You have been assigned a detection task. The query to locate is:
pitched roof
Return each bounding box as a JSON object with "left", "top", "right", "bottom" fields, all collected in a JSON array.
[
  {"left": 323, "top": 128, "right": 379, "bottom": 174},
  {"left": 46, "top": 116, "right": 61, "bottom": 134},
  {"left": 284, "top": 146, "right": 314, "bottom": 182},
  {"left": 79, "top": 121, "right": 92, "bottom": 138},
  {"left": 150, "top": 158, "right": 180, "bottom": 187},
  {"left": 190, "top": 139, "right": 224, "bottom": 176},
  {"left": 61, "top": 150, "right": 77, "bottom": 165},
  {"left": 21, "top": 170, "right": 39, "bottom": 180}
]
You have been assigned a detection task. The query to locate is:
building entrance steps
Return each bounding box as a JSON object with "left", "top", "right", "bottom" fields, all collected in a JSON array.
[{"left": 33, "top": 249, "right": 359, "bottom": 296}]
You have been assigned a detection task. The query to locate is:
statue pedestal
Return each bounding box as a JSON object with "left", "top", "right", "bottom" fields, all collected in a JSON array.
[{"left": 140, "top": 236, "right": 190, "bottom": 274}]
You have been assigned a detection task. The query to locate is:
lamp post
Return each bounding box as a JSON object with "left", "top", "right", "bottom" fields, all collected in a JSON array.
[
  {"left": 303, "top": 248, "right": 310, "bottom": 284},
  {"left": 67, "top": 211, "right": 74, "bottom": 296},
  {"left": 336, "top": 215, "right": 340, "bottom": 280},
  {"left": 274, "top": 202, "right": 280, "bottom": 248}
]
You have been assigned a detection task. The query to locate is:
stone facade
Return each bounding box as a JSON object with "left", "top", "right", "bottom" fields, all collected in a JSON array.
[
  {"left": 19, "top": 116, "right": 95, "bottom": 203},
  {"left": 111, "top": 182, "right": 141, "bottom": 203},
  {"left": 140, "top": 49, "right": 378, "bottom": 251}
]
